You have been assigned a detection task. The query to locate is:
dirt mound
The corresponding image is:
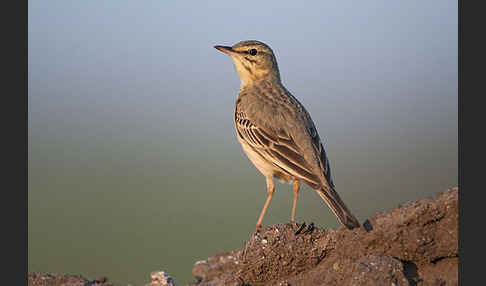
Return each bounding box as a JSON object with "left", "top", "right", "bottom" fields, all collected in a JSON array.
[
  {"left": 28, "top": 187, "right": 458, "bottom": 286},
  {"left": 189, "top": 187, "right": 458, "bottom": 286},
  {"left": 28, "top": 273, "right": 114, "bottom": 286}
]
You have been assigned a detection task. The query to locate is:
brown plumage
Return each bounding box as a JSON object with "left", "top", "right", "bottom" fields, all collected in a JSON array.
[{"left": 214, "top": 40, "right": 360, "bottom": 231}]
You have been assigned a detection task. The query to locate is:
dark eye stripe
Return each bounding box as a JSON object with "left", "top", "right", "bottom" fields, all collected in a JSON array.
[{"left": 238, "top": 49, "right": 260, "bottom": 55}]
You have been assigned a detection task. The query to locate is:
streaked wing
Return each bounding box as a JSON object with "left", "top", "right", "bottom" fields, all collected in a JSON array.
[
  {"left": 235, "top": 114, "right": 321, "bottom": 188},
  {"left": 307, "top": 122, "right": 335, "bottom": 189}
]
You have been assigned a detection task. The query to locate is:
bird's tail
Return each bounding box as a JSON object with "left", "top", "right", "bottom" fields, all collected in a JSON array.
[{"left": 315, "top": 186, "right": 360, "bottom": 229}]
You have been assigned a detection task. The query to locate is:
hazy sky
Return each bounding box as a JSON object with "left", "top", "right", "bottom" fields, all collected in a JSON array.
[{"left": 29, "top": 1, "right": 457, "bottom": 285}]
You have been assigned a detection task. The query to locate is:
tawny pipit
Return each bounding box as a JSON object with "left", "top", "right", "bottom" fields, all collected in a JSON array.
[{"left": 214, "top": 40, "right": 360, "bottom": 231}]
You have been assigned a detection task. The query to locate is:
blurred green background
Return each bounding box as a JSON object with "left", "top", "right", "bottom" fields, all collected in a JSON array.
[{"left": 28, "top": 1, "right": 457, "bottom": 285}]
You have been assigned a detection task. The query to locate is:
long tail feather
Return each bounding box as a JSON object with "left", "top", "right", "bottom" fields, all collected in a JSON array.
[{"left": 315, "top": 186, "right": 360, "bottom": 229}]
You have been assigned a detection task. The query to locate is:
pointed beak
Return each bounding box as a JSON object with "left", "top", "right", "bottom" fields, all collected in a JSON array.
[{"left": 214, "top": 45, "right": 235, "bottom": 55}]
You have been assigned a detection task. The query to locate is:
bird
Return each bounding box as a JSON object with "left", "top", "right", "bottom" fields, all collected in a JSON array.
[{"left": 214, "top": 40, "right": 360, "bottom": 231}]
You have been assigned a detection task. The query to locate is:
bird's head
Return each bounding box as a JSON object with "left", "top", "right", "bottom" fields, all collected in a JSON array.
[{"left": 214, "top": 40, "right": 281, "bottom": 87}]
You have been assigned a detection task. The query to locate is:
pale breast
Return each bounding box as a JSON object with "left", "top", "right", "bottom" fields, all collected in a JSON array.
[{"left": 236, "top": 134, "right": 294, "bottom": 184}]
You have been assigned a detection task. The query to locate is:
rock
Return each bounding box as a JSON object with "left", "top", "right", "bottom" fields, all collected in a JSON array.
[
  {"left": 145, "top": 271, "right": 178, "bottom": 286},
  {"left": 190, "top": 254, "right": 239, "bottom": 284},
  {"left": 27, "top": 187, "right": 459, "bottom": 286},
  {"left": 188, "top": 187, "right": 458, "bottom": 286},
  {"left": 28, "top": 273, "right": 114, "bottom": 286},
  {"left": 94, "top": 276, "right": 108, "bottom": 283},
  {"left": 350, "top": 255, "right": 409, "bottom": 286}
]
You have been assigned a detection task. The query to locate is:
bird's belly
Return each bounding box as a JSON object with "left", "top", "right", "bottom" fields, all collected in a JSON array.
[{"left": 238, "top": 138, "right": 294, "bottom": 183}]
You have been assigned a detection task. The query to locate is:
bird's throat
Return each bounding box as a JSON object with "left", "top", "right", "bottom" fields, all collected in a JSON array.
[{"left": 232, "top": 59, "right": 279, "bottom": 88}]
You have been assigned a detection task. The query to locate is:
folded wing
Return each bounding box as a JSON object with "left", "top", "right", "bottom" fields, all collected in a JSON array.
[{"left": 235, "top": 112, "right": 332, "bottom": 190}]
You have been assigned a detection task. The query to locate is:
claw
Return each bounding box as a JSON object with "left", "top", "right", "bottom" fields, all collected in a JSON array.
[
  {"left": 303, "top": 222, "right": 315, "bottom": 234},
  {"left": 295, "top": 222, "right": 307, "bottom": 235}
]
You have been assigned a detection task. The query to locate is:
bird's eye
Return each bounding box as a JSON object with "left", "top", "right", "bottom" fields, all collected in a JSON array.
[{"left": 249, "top": 49, "right": 257, "bottom": 56}]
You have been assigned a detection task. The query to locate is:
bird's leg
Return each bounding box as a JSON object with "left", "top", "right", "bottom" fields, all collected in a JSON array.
[
  {"left": 291, "top": 180, "right": 300, "bottom": 222},
  {"left": 255, "top": 177, "right": 275, "bottom": 232}
]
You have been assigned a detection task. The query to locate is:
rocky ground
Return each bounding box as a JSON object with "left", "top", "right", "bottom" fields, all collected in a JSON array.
[
  {"left": 28, "top": 187, "right": 458, "bottom": 286},
  {"left": 27, "top": 273, "right": 115, "bottom": 286}
]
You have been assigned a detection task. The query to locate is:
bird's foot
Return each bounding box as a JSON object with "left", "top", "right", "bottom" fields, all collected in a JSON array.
[
  {"left": 294, "top": 222, "right": 307, "bottom": 235},
  {"left": 304, "top": 222, "right": 315, "bottom": 234},
  {"left": 294, "top": 221, "right": 315, "bottom": 235}
]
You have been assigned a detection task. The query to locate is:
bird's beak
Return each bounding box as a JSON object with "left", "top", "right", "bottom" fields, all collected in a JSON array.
[{"left": 214, "top": 45, "right": 236, "bottom": 56}]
